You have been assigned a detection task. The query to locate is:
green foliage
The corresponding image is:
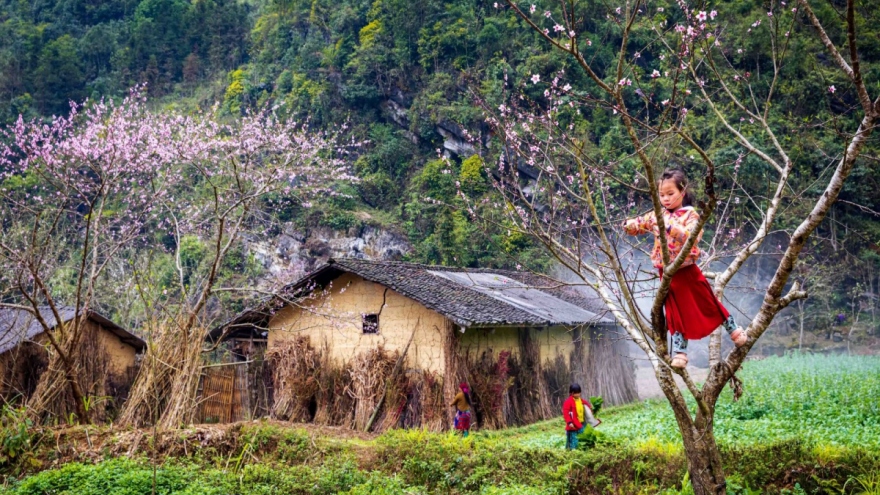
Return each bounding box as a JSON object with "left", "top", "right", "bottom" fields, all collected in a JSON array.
[
  {"left": 575, "top": 425, "right": 604, "bottom": 450},
  {"left": 4, "top": 357, "right": 880, "bottom": 494},
  {"left": 0, "top": 407, "right": 37, "bottom": 470},
  {"left": 3, "top": 457, "right": 369, "bottom": 495},
  {"left": 223, "top": 67, "right": 248, "bottom": 114},
  {"left": 459, "top": 154, "right": 487, "bottom": 195},
  {"left": 2, "top": 0, "right": 879, "bottom": 364},
  {"left": 580, "top": 355, "right": 880, "bottom": 450}
]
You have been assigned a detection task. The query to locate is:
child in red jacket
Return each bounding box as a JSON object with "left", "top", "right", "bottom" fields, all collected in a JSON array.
[{"left": 562, "top": 383, "right": 600, "bottom": 450}]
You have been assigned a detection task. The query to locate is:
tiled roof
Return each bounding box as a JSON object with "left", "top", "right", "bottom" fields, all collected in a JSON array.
[
  {"left": 327, "top": 259, "right": 612, "bottom": 327},
  {"left": 0, "top": 306, "right": 146, "bottom": 354},
  {"left": 210, "top": 258, "right": 614, "bottom": 341}
]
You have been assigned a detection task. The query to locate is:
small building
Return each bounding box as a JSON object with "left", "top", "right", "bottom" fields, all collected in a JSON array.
[
  {"left": 0, "top": 306, "right": 146, "bottom": 418},
  {"left": 207, "top": 258, "right": 636, "bottom": 430}
]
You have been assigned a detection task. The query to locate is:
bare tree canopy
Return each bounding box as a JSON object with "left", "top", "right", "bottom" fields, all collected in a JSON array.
[{"left": 458, "top": 0, "right": 879, "bottom": 491}]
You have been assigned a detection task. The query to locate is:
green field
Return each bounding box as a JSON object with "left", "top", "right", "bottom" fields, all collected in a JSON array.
[
  {"left": 2, "top": 355, "right": 879, "bottom": 494},
  {"left": 509, "top": 354, "right": 880, "bottom": 451}
]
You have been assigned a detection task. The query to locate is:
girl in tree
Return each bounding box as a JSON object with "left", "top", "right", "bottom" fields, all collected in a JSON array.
[
  {"left": 450, "top": 382, "right": 472, "bottom": 438},
  {"left": 623, "top": 169, "right": 748, "bottom": 369}
]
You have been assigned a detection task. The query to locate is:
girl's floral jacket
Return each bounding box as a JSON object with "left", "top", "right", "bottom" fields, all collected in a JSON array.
[{"left": 624, "top": 206, "right": 702, "bottom": 269}]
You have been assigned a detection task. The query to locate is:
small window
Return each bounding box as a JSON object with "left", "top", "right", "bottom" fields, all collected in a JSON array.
[{"left": 362, "top": 314, "right": 379, "bottom": 334}]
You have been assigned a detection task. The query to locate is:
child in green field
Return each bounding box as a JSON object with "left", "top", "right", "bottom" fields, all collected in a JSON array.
[{"left": 562, "top": 383, "right": 600, "bottom": 450}]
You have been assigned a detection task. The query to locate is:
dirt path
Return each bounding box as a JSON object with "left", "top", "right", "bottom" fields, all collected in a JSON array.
[{"left": 635, "top": 365, "right": 709, "bottom": 400}]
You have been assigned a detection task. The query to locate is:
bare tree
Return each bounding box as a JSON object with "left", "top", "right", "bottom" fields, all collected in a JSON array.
[
  {"left": 0, "top": 91, "right": 182, "bottom": 423},
  {"left": 465, "top": 0, "right": 880, "bottom": 491},
  {"left": 118, "top": 106, "right": 356, "bottom": 428}
]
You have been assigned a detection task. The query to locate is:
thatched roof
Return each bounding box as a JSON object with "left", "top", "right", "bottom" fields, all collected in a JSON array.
[
  {"left": 209, "top": 258, "right": 614, "bottom": 342},
  {"left": 0, "top": 306, "right": 146, "bottom": 355}
]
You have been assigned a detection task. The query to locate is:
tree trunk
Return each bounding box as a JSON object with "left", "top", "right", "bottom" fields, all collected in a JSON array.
[
  {"left": 655, "top": 366, "right": 726, "bottom": 494},
  {"left": 798, "top": 299, "right": 805, "bottom": 351},
  {"left": 708, "top": 328, "right": 721, "bottom": 366},
  {"left": 683, "top": 418, "right": 726, "bottom": 494},
  {"left": 847, "top": 310, "right": 860, "bottom": 355}
]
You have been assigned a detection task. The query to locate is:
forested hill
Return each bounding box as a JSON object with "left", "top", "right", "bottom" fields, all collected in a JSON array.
[{"left": 2, "top": 0, "right": 880, "bottom": 336}]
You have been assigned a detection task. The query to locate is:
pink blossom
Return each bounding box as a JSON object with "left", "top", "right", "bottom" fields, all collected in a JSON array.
[
  {"left": 696, "top": 11, "right": 707, "bottom": 22},
  {"left": 829, "top": 85, "right": 836, "bottom": 93},
  {"left": 531, "top": 74, "right": 541, "bottom": 84},
  {"left": 710, "top": 10, "right": 718, "bottom": 19},
  {"left": 530, "top": 4, "right": 536, "bottom": 13}
]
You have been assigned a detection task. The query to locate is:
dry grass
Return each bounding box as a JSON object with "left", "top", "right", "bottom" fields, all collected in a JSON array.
[
  {"left": 24, "top": 328, "right": 114, "bottom": 423},
  {"left": 349, "top": 346, "right": 398, "bottom": 431},
  {"left": 119, "top": 320, "right": 207, "bottom": 428},
  {"left": 398, "top": 371, "right": 445, "bottom": 431},
  {"left": 313, "top": 363, "right": 355, "bottom": 427},
  {"left": 266, "top": 336, "right": 322, "bottom": 421},
  {"left": 466, "top": 349, "right": 513, "bottom": 430}
]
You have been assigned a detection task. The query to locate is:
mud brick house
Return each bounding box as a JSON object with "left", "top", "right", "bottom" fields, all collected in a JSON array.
[
  {"left": 0, "top": 306, "right": 146, "bottom": 418},
  {"left": 207, "top": 258, "right": 636, "bottom": 431}
]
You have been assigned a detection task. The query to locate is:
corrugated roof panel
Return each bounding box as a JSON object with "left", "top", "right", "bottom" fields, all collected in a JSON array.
[{"left": 427, "top": 271, "right": 605, "bottom": 325}]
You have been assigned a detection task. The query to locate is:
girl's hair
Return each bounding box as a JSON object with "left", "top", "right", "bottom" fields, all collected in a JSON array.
[
  {"left": 460, "top": 382, "right": 472, "bottom": 406},
  {"left": 569, "top": 383, "right": 582, "bottom": 394},
  {"left": 659, "top": 168, "right": 695, "bottom": 207}
]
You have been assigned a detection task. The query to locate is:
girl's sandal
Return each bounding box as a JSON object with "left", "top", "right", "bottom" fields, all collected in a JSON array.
[
  {"left": 730, "top": 327, "right": 749, "bottom": 347},
  {"left": 671, "top": 353, "right": 688, "bottom": 369}
]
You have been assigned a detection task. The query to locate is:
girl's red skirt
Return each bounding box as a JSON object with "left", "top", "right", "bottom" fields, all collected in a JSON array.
[
  {"left": 661, "top": 264, "right": 730, "bottom": 340},
  {"left": 454, "top": 410, "right": 471, "bottom": 431}
]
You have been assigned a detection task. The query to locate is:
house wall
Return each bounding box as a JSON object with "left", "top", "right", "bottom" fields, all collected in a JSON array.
[
  {"left": 25, "top": 320, "right": 138, "bottom": 375},
  {"left": 458, "top": 325, "right": 588, "bottom": 368},
  {"left": 93, "top": 321, "right": 138, "bottom": 376},
  {"left": 0, "top": 318, "right": 141, "bottom": 410},
  {"left": 269, "top": 273, "right": 449, "bottom": 372}
]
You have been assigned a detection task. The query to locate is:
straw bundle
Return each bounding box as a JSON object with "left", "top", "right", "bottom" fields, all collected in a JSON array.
[
  {"left": 505, "top": 332, "right": 553, "bottom": 425},
  {"left": 26, "top": 327, "right": 111, "bottom": 422},
  {"left": 348, "top": 346, "right": 398, "bottom": 431},
  {"left": 542, "top": 353, "right": 571, "bottom": 406},
  {"left": 398, "top": 371, "right": 445, "bottom": 431},
  {"left": 312, "top": 363, "right": 354, "bottom": 427},
  {"left": 467, "top": 349, "right": 513, "bottom": 430},
  {"left": 119, "top": 320, "right": 207, "bottom": 428},
  {"left": 266, "top": 336, "right": 322, "bottom": 421}
]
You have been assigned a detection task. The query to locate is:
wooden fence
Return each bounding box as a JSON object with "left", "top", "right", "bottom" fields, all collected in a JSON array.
[{"left": 196, "top": 360, "right": 271, "bottom": 423}]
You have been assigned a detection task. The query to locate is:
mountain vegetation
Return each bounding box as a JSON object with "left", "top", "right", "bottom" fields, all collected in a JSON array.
[{"left": 1, "top": 0, "right": 878, "bottom": 344}]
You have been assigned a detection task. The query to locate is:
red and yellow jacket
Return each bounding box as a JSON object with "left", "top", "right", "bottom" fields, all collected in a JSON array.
[{"left": 562, "top": 396, "right": 594, "bottom": 431}]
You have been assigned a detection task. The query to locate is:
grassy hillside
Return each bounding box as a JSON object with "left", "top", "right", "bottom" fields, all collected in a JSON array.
[{"left": 1, "top": 355, "right": 878, "bottom": 494}]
